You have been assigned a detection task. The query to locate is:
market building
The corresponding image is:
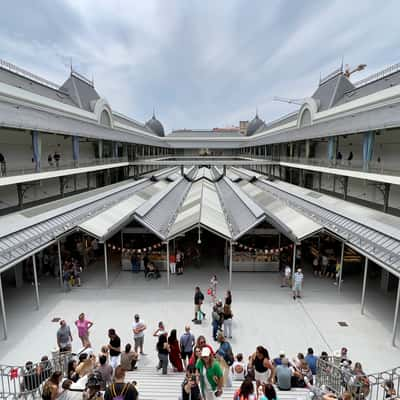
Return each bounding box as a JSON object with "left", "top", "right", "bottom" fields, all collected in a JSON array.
[{"left": 0, "top": 58, "right": 400, "bottom": 349}]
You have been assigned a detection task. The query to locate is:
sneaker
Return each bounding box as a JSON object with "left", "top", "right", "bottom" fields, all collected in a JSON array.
[
  {"left": 192, "top": 318, "right": 197, "bottom": 322},
  {"left": 132, "top": 366, "right": 138, "bottom": 370},
  {"left": 140, "top": 352, "right": 147, "bottom": 356}
]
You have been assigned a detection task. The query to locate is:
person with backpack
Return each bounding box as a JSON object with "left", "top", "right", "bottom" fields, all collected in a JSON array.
[
  {"left": 180, "top": 325, "right": 195, "bottom": 369},
  {"left": 104, "top": 366, "right": 138, "bottom": 400}
]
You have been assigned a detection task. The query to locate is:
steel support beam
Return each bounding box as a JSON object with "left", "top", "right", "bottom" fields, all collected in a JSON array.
[
  {"left": 57, "top": 240, "right": 63, "bottom": 289},
  {"left": 104, "top": 241, "right": 109, "bottom": 288},
  {"left": 166, "top": 241, "right": 170, "bottom": 288},
  {"left": 392, "top": 278, "right": 400, "bottom": 346},
  {"left": 361, "top": 257, "right": 368, "bottom": 315},
  {"left": 338, "top": 241, "right": 345, "bottom": 292},
  {"left": 383, "top": 183, "right": 390, "bottom": 213},
  {"left": 0, "top": 274, "right": 7, "bottom": 340},
  {"left": 32, "top": 255, "right": 40, "bottom": 309},
  {"left": 229, "top": 241, "right": 233, "bottom": 291},
  {"left": 292, "top": 243, "right": 297, "bottom": 282},
  {"left": 317, "top": 172, "right": 322, "bottom": 192}
]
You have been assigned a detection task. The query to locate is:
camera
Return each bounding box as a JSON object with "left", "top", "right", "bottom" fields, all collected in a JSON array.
[{"left": 191, "top": 375, "right": 196, "bottom": 382}]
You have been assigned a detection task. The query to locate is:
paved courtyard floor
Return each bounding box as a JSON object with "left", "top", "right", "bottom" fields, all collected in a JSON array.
[{"left": 0, "top": 257, "right": 399, "bottom": 373}]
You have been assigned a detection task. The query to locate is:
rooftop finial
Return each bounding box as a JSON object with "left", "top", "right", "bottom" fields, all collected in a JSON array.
[
  {"left": 152, "top": 106, "right": 155, "bottom": 118},
  {"left": 256, "top": 107, "right": 258, "bottom": 117}
]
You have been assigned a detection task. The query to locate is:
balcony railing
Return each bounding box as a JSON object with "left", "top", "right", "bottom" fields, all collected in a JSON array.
[
  {"left": 278, "top": 156, "right": 399, "bottom": 175},
  {"left": 246, "top": 154, "right": 400, "bottom": 176},
  {"left": 0, "top": 157, "right": 128, "bottom": 178}
]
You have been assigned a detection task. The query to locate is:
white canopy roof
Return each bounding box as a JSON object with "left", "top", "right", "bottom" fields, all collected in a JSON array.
[{"left": 168, "top": 179, "right": 231, "bottom": 240}]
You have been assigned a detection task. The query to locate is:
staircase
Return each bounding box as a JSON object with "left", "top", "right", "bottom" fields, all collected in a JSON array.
[{"left": 125, "top": 367, "right": 310, "bottom": 400}]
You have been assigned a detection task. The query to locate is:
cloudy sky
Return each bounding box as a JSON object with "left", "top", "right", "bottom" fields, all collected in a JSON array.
[{"left": 0, "top": 0, "right": 398, "bottom": 133}]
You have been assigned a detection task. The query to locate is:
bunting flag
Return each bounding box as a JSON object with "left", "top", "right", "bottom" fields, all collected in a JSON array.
[
  {"left": 10, "top": 368, "right": 18, "bottom": 379},
  {"left": 104, "top": 241, "right": 294, "bottom": 256}
]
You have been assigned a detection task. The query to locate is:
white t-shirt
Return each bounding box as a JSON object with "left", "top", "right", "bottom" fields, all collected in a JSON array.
[
  {"left": 294, "top": 272, "right": 304, "bottom": 284},
  {"left": 231, "top": 361, "right": 246, "bottom": 381},
  {"left": 132, "top": 320, "right": 145, "bottom": 338},
  {"left": 284, "top": 266, "right": 291, "bottom": 277}
]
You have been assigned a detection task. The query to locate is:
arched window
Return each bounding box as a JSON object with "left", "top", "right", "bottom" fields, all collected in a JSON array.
[
  {"left": 299, "top": 109, "right": 311, "bottom": 127},
  {"left": 100, "top": 109, "right": 112, "bottom": 127}
]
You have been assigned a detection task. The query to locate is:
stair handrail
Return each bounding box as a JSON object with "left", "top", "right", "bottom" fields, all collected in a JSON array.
[{"left": 316, "top": 356, "right": 400, "bottom": 400}]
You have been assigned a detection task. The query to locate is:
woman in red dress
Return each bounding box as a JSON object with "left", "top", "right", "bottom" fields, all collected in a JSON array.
[{"left": 167, "top": 329, "right": 184, "bottom": 372}]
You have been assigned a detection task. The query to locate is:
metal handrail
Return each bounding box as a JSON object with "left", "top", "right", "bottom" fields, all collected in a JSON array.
[
  {"left": 0, "top": 58, "right": 60, "bottom": 90},
  {"left": 0, "top": 157, "right": 128, "bottom": 178},
  {"left": 0, "top": 352, "right": 72, "bottom": 399},
  {"left": 320, "top": 67, "right": 343, "bottom": 85},
  {"left": 353, "top": 62, "right": 400, "bottom": 88},
  {"left": 277, "top": 156, "right": 399, "bottom": 175},
  {"left": 316, "top": 357, "right": 400, "bottom": 400}
]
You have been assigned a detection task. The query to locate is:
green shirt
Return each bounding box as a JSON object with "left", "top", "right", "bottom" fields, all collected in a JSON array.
[{"left": 196, "top": 359, "right": 223, "bottom": 392}]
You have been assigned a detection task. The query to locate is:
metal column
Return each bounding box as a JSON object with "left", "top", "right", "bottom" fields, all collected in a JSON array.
[
  {"left": 104, "top": 241, "right": 109, "bottom": 288},
  {"left": 32, "top": 255, "right": 40, "bottom": 309},
  {"left": 338, "top": 241, "right": 345, "bottom": 292},
  {"left": 392, "top": 278, "right": 400, "bottom": 346},
  {"left": 57, "top": 241, "right": 63, "bottom": 289},
  {"left": 292, "top": 243, "right": 297, "bottom": 281},
  {"left": 166, "top": 241, "right": 170, "bottom": 288},
  {"left": 229, "top": 241, "right": 233, "bottom": 291},
  {"left": 383, "top": 183, "right": 390, "bottom": 213},
  {"left": 361, "top": 257, "right": 369, "bottom": 315},
  {"left": 0, "top": 274, "right": 7, "bottom": 339}
]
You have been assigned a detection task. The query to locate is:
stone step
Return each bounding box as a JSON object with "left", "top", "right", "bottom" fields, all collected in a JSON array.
[{"left": 125, "top": 367, "right": 310, "bottom": 400}]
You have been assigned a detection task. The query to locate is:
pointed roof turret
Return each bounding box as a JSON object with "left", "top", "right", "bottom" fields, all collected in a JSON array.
[{"left": 145, "top": 110, "right": 165, "bottom": 137}]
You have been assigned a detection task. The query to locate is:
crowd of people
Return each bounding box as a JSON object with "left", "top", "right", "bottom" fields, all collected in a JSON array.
[{"left": 14, "top": 278, "right": 389, "bottom": 400}]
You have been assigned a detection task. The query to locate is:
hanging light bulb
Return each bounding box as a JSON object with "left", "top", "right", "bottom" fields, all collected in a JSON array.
[{"left": 197, "top": 225, "right": 202, "bottom": 244}]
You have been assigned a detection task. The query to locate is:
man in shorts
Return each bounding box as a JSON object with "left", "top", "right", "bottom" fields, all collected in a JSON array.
[
  {"left": 132, "top": 314, "right": 147, "bottom": 355},
  {"left": 180, "top": 325, "right": 195, "bottom": 369},
  {"left": 57, "top": 319, "right": 73, "bottom": 352}
]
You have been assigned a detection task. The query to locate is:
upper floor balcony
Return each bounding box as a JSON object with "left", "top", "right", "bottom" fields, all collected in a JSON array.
[
  {"left": 277, "top": 156, "right": 398, "bottom": 176},
  {"left": 0, "top": 156, "right": 128, "bottom": 179}
]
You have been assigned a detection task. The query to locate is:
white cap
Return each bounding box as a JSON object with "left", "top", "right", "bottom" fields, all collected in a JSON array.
[{"left": 201, "top": 347, "right": 211, "bottom": 357}]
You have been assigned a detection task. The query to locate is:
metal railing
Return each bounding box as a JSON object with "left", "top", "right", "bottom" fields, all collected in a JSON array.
[
  {"left": 316, "top": 357, "right": 400, "bottom": 400},
  {"left": 0, "top": 157, "right": 128, "bottom": 178},
  {"left": 0, "top": 352, "right": 72, "bottom": 399},
  {"left": 278, "top": 156, "right": 400, "bottom": 175},
  {"left": 320, "top": 67, "right": 343, "bottom": 85},
  {"left": 243, "top": 155, "right": 400, "bottom": 176},
  {"left": 353, "top": 62, "right": 400, "bottom": 88},
  {"left": 0, "top": 58, "right": 60, "bottom": 91}
]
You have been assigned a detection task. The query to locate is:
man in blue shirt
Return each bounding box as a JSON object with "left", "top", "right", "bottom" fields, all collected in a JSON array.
[{"left": 305, "top": 347, "right": 318, "bottom": 375}]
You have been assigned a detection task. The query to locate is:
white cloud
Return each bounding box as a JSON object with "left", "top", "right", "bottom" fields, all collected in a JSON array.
[{"left": 0, "top": 0, "right": 399, "bottom": 131}]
